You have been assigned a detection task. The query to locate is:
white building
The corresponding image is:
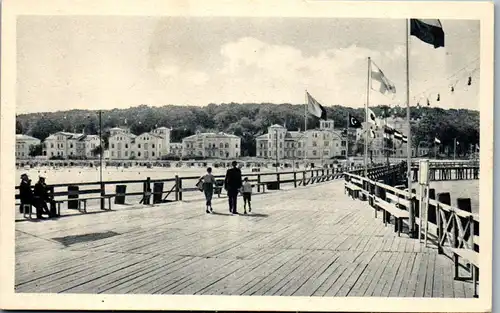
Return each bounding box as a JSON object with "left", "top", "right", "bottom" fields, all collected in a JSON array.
[
  {"left": 182, "top": 132, "right": 241, "bottom": 159},
  {"left": 16, "top": 134, "right": 41, "bottom": 159},
  {"left": 43, "top": 131, "right": 102, "bottom": 159},
  {"left": 256, "top": 120, "right": 346, "bottom": 160},
  {"left": 170, "top": 143, "right": 183, "bottom": 158},
  {"left": 108, "top": 126, "right": 172, "bottom": 160}
]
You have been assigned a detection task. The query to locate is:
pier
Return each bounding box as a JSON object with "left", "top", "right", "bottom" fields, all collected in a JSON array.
[{"left": 14, "top": 161, "right": 479, "bottom": 297}]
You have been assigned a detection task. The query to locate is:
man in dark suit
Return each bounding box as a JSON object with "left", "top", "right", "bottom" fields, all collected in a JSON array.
[
  {"left": 224, "top": 161, "right": 242, "bottom": 214},
  {"left": 34, "top": 176, "right": 55, "bottom": 218},
  {"left": 19, "top": 173, "right": 45, "bottom": 219}
]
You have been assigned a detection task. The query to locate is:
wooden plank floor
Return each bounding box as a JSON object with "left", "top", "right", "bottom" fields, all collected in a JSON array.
[{"left": 15, "top": 180, "right": 476, "bottom": 297}]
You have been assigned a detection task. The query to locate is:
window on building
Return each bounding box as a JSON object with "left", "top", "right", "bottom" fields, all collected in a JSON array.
[
  {"left": 152, "top": 152, "right": 155, "bottom": 157},
  {"left": 152, "top": 144, "right": 155, "bottom": 148},
  {"left": 312, "top": 141, "right": 317, "bottom": 147},
  {"left": 323, "top": 150, "right": 329, "bottom": 156},
  {"left": 324, "top": 141, "right": 329, "bottom": 146},
  {"left": 125, "top": 151, "right": 128, "bottom": 156},
  {"left": 51, "top": 152, "right": 54, "bottom": 156},
  {"left": 125, "top": 144, "right": 128, "bottom": 148},
  {"left": 279, "top": 143, "right": 282, "bottom": 148},
  {"left": 111, "top": 151, "right": 114, "bottom": 156},
  {"left": 341, "top": 150, "right": 346, "bottom": 156},
  {"left": 313, "top": 150, "right": 317, "bottom": 156},
  {"left": 138, "top": 152, "right": 141, "bottom": 157},
  {"left": 298, "top": 151, "right": 301, "bottom": 156},
  {"left": 138, "top": 144, "right": 141, "bottom": 148},
  {"left": 70, "top": 144, "right": 73, "bottom": 148},
  {"left": 225, "top": 143, "right": 229, "bottom": 148},
  {"left": 198, "top": 143, "right": 202, "bottom": 148}
]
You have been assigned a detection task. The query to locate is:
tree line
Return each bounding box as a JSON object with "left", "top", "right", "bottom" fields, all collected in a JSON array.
[{"left": 16, "top": 103, "right": 479, "bottom": 157}]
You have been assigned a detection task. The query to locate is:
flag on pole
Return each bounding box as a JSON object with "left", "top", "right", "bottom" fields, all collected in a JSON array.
[
  {"left": 434, "top": 137, "right": 441, "bottom": 144},
  {"left": 402, "top": 135, "right": 408, "bottom": 143},
  {"left": 367, "top": 108, "right": 379, "bottom": 126},
  {"left": 369, "top": 129, "right": 376, "bottom": 139},
  {"left": 348, "top": 114, "right": 362, "bottom": 128},
  {"left": 306, "top": 92, "right": 327, "bottom": 120},
  {"left": 371, "top": 61, "right": 396, "bottom": 96},
  {"left": 410, "top": 19, "right": 445, "bottom": 48},
  {"left": 394, "top": 131, "right": 403, "bottom": 141}
]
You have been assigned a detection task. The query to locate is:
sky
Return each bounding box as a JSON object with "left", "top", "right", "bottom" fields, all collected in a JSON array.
[{"left": 16, "top": 16, "right": 480, "bottom": 114}]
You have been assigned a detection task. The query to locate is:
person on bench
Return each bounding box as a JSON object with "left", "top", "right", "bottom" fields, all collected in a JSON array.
[
  {"left": 34, "top": 176, "right": 57, "bottom": 218},
  {"left": 19, "top": 173, "right": 46, "bottom": 219}
]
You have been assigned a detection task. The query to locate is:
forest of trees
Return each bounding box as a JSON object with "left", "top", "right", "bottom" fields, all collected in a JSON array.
[{"left": 16, "top": 103, "right": 479, "bottom": 157}]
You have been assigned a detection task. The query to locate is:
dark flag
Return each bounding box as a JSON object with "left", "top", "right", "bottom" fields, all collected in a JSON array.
[
  {"left": 306, "top": 92, "right": 327, "bottom": 120},
  {"left": 410, "top": 19, "right": 445, "bottom": 48},
  {"left": 348, "top": 114, "right": 362, "bottom": 128},
  {"left": 394, "top": 131, "right": 403, "bottom": 141}
]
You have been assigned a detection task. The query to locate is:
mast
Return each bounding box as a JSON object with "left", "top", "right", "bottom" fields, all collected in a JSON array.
[
  {"left": 406, "top": 18, "right": 415, "bottom": 238},
  {"left": 364, "top": 57, "right": 371, "bottom": 177},
  {"left": 304, "top": 91, "right": 308, "bottom": 165},
  {"left": 346, "top": 113, "right": 349, "bottom": 158}
]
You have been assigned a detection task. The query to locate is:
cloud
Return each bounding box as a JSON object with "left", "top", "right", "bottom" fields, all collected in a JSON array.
[{"left": 155, "top": 60, "right": 209, "bottom": 86}]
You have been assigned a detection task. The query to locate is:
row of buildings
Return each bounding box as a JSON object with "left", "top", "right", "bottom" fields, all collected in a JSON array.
[{"left": 16, "top": 117, "right": 430, "bottom": 161}]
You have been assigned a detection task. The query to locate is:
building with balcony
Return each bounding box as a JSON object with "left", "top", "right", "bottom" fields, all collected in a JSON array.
[
  {"left": 182, "top": 132, "right": 241, "bottom": 159},
  {"left": 15, "top": 134, "right": 41, "bottom": 159},
  {"left": 108, "top": 126, "right": 172, "bottom": 160},
  {"left": 255, "top": 120, "right": 346, "bottom": 160},
  {"left": 170, "top": 143, "right": 183, "bottom": 158}
]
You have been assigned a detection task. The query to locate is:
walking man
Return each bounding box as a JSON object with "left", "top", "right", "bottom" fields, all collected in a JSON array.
[{"left": 224, "top": 160, "right": 242, "bottom": 214}]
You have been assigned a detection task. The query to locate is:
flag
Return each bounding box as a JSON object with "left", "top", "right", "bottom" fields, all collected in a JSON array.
[
  {"left": 434, "top": 137, "right": 441, "bottom": 144},
  {"left": 371, "top": 62, "right": 397, "bottom": 96},
  {"left": 384, "top": 125, "right": 395, "bottom": 135},
  {"left": 394, "top": 131, "right": 403, "bottom": 141},
  {"left": 306, "top": 92, "right": 327, "bottom": 120},
  {"left": 348, "top": 114, "right": 362, "bottom": 128},
  {"left": 369, "top": 129, "right": 376, "bottom": 139},
  {"left": 410, "top": 19, "right": 445, "bottom": 48},
  {"left": 367, "top": 108, "right": 379, "bottom": 126},
  {"left": 402, "top": 135, "right": 408, "bottom": 143}
]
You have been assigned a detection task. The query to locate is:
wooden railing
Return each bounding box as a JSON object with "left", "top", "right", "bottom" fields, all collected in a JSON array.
[
  {"left": 15, "top": 164, "right": 394, "bottom": 213},
  {"left": 343, "top": 172, "right": 480, "bottom": 254}
]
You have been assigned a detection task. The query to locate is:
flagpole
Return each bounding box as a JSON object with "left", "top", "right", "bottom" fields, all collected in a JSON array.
[
  {"left": 304, "top": 91, "right": 308, "bottom": 166},
  {"left": 406, "top": 18, "right": 415, "bottom": 238},
  {"left": 364, "top": 57, "right": 371, "bottom": 177},
  {"left": 346, "top": 113, "right": 350, "bottom": 158},
  {"left": 454, "top": 138, "right": 456, "bottom": 160}
]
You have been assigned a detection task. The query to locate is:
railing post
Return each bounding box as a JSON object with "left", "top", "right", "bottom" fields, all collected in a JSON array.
[
  {"left": 302, "top": 171, "right": 306, "bottom": 186},
  {"left": 437, "top": 204, "right": 443, "bottom": 254},
  {"left": 257, "top": 174, "right": 261, "bottom": 192},
  {"left": 178, "top": 177, "right": 183, "bottom": 201},
  {"left": 293, "top": 171, "right": 297, "bottom": 188},
  {"left": 277, "top": 173, "right": 281, "bottom": 190},
  {"left": 100, "top": 182, "right": 105, "bottom": 210},
  {"left": 175, "top": 175, "right": 179, "bottom": 201}
]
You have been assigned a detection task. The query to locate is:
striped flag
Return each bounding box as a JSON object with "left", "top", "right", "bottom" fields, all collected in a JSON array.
[
  {"left": 367, "top": 108, "right": 380, "bottom": 126},
  {"left": 410, "top": 19, "right": 445, "bottom": 49},
  {"left": 371, "top": 61, "right": 396, "bottom": 96},
  {"left": 306, "top": 92, "right": 327, "bottom": 120},
  {"left": 394, "top": 131, "right": 403, "bottom": 141},
  {"left": 402, "top": 135, "right": 408, "bottom": 143}
]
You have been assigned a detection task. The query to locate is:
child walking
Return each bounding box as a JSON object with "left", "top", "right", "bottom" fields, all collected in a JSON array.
[
  {"left": 241, "top": 177, "right": 253, "bottom": 214},
  {"left": 198, "top": 167, "right": 215, "bottom": 213}
]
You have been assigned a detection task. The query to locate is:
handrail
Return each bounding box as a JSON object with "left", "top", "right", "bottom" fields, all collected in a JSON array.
[{"left": 343, "top": 171, "right": 479, "bottom": 222}]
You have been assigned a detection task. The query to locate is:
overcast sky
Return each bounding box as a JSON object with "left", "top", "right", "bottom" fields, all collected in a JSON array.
[{"left": 16, "top": 17, "right": 480, "bottom": 114}]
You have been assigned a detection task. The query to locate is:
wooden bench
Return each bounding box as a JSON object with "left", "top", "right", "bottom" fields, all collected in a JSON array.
[
  {"left": 77, "top": 195, "right": 113, "bottom": 213},
  {"left": 374, "top": 198, "right": 410, "bottom": 236},
  {"left": 17, "top": 201, "right": 61, "bottom": 220},
  {"left": 451, "top": 248, "right": 479, "bottom": 298},
  {"left": 385, "top": 193, "right": 411, "bottom": 209},
  {"left": 344, "top": 182, "right": 362, "bottom": 199}
]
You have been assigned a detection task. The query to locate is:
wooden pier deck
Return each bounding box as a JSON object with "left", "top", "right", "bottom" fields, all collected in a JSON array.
[{"left": 15, "top": 180, "right": 476, "bottom": 297}]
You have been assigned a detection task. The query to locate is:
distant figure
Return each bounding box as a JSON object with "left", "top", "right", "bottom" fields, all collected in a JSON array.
[
  {"left": 224, "top": 161, "right": 242, "bottom": 214},
  {"left": 198, "top": 167, "right": 215, "bottom": 214},
  {"left": 34, "top": 176, "right": 56, "bottom": 218},
  {"left": 19, "top": 174, "right": 44, "bottom": 219},
  {"left": 241, "top": 177, "right": 252, "bottom": 214}
]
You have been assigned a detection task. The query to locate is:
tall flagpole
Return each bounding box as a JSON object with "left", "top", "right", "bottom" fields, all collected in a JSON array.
[
  {"left": 406, "top": 18, "right": 415, "bottom": 238},
  {"left": 346, "top": 113, "right": 350, "bottom": 157},
  {"left": 304, "top": 91, "right": 308, "bottom": 165},
  {"left": 364, "top": 57, "right": 371, "bottom": 177}
]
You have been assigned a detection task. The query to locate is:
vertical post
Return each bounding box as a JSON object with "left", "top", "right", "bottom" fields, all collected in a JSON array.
[
  {"left": 453, "top": 138, "right": 457, "bottom": 160},
  {"left": 178, "top": 177, "right": 183, "bottom": 201},
  {"left": 405, "top": 18, "right": 415, "bottom": 238},
  {"left": 364, "top": 57, "right": 371, "bottom": 178},
  {"left": 175, "top": 175, "right": 179, "bottom": 201},
  {"left": 99, "top": 111, "right": 105, "bottom": 210},
  {"left": 277, "top": 173, "right": 281, "bottom": 190},
  {"left": 302, "top": 170, "right": 306, "bottom": 186},
  {"left": 293, "top": 171, "right": 297, "bottom": 188},
  {"left": 257, "top": 174, "right": 261, "bottom": 192}
]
